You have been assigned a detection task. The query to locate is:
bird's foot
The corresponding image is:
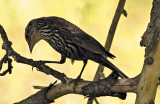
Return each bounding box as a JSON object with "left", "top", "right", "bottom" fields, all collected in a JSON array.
[
  {"left": 109, "top": 71, "right": 120, "bottom": 79},
  {"left": 69, "top": 76, "right": 83, "bottom": 92}
]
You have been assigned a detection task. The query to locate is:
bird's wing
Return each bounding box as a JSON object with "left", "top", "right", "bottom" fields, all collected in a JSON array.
[
  {"left": 71, "top": 33, "right": 115, "bottom": 58},
  {"left": 48, "top": 16, "right": 115, "bottom": 58}
]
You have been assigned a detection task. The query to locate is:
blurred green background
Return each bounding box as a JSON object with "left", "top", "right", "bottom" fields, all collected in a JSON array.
[{"left": 0, "top": 0, "right": 159, "bottom": 104}]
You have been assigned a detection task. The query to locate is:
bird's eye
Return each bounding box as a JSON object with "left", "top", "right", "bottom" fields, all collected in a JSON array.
[{"left": 29, "top": 25, "right": 32, "bottom": 29}]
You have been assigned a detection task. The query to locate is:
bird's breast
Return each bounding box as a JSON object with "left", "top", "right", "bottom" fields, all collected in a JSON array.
[{"left": 45, "top": 35, "right": 87, "bottom": 61}]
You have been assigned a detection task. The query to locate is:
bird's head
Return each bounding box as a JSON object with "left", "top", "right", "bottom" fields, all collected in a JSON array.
[{"left": 25, "top": 19, "right": 41, "bottom": 53}]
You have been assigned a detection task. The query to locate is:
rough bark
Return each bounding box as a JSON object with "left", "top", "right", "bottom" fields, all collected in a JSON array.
[{"left": 136, "top": 0, "right": 160, "bottom": 103}]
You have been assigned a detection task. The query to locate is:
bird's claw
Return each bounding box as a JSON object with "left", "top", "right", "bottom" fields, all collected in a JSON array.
[
  {"left": 110, "top": 71, "right": 120, "bottom": 79},
  {"left": 69, "top": 77, "right": 83, "bottom": 92}
]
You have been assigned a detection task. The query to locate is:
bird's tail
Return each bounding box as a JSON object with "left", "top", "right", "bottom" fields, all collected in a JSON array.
[{"left": 93, "top": 56, "right": 128, "bottom": 79}]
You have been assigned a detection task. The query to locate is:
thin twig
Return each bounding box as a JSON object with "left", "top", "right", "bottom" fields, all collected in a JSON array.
[
  {"left": 0, "top": 54, "right": 8, "bottom": 70},
  {"left": 95, "top": 0, "right": 127, "bottom": 83},
  {"left": 33, "top": 85, "right": 46, "bottom": 89},
  {"left": 0, "top": 54, "right": 13, "bottom": 76},
  {"left": 88, "top": 0, "right": 127, "bottom": 103},
  {"left": 0, "top": 24, "right": 67, "bottom": 83}
]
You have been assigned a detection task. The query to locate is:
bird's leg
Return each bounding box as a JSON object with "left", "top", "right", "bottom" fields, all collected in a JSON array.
[
  {"left": 76, "top": 60, "right": 87, "bottom": 80},
  {"left": 71, "top": 60, "right": 87, "bottom": 92}
]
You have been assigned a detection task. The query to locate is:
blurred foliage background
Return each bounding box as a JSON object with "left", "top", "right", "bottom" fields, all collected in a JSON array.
[{"left": 0, "top": 0, "right": 159, "bottom": 104}]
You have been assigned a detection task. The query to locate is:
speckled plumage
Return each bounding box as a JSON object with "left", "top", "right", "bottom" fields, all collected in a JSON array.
[{"left": 25, "top": 16, "right": 128, "bottom": 79}]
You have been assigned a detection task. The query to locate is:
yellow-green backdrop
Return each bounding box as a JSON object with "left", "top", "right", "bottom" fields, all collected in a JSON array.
[{"left": 0, "top": 0, "right": 159, "bottom": 104}]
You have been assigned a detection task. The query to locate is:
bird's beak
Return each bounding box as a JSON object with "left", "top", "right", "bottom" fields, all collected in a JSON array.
[
  {"left": 28, "top": 42, "right": 34, "bottom": 53},
  {"left": 26, "top": 32, "right": 40, "bottom": 53}
]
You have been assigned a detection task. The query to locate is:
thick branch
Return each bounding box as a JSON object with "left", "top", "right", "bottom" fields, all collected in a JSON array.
[
  {"left": 15, "top": 75, "right": 138, "bottom": 104},
  {"left": 136, "top": 0, "right": 160, "bottom": 103},
  {"left": 136, "top": 41, "right": 160, "bottom": 104}
]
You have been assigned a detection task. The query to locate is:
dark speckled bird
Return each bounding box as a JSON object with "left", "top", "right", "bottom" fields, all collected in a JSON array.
[{"left": 25, "top": 16, "right": 128, "bottom": 79}]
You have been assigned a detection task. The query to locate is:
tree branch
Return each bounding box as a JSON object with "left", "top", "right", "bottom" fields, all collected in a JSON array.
[
  {"left": 136, "top": 0, "right": 160, "bottom": 103},
  {"left": 0, "top": 24, "right": 67, "bottom": 83},
  {"left": 15, "top": 74, "right": 138, "bottom": 104}
]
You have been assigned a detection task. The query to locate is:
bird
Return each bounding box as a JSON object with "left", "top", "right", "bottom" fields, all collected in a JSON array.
[{"left": 25, "top": 16, "right": 128, "bottom": 81}]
